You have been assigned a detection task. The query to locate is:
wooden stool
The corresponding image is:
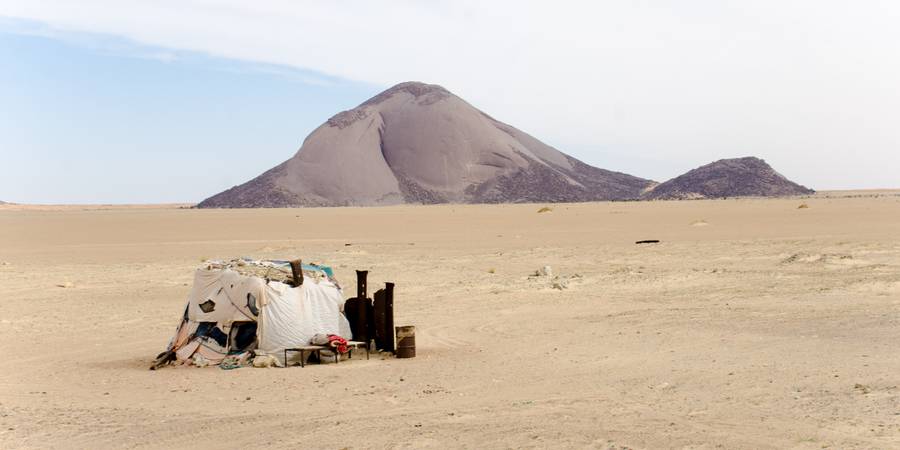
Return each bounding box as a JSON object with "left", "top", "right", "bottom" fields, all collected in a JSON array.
[{"left": 346, "top": 341, "right": 369, "bottom": 360}]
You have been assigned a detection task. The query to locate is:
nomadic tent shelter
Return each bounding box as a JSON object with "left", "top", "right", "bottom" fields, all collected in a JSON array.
[{"left": 151, "top": 258, "right": 351, "bottom": 369}]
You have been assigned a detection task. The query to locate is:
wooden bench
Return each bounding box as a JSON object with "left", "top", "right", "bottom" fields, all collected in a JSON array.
[
  {"left": 283, "top": 345, "right": 327, "bottom": 367},
  {"left": 284, "top": 341, "right": 369, "bottom": 367}
]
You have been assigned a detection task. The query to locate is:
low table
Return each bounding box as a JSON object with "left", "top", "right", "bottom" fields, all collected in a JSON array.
[
  {"left": 284, "top": 341, "right": 370, "bottom": 367},
  {"left": 283, "top": 345, "right": 327, "bottom": 368},
  {"left": 346, "top": 341, "right": 369, "bottom": 360}
]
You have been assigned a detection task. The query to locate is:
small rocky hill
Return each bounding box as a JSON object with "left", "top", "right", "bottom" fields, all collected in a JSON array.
[{"left": 642, "top": 157, "right": 813, "bottom": 200}]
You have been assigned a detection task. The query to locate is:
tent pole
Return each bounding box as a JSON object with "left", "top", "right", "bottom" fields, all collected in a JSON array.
[{"left": 289, "top": 259, "right": 304, "bottom": 286}]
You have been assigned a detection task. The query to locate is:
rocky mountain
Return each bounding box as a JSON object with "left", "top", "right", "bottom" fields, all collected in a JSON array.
[
  {"left": 642, "top": 157, "right": 813, "bottom": 200},
  {"left": 198, "top": 82, "right": 653, "bottom": 207}
]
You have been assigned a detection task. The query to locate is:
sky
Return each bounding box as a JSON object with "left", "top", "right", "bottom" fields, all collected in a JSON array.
[{"left": 1, "top": 1, "right": 898, "bottom": 204}]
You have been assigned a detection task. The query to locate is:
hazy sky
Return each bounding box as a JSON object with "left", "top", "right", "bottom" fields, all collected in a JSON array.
[{"left": 1, "top": 1, "right": 898, "bottom": 203}]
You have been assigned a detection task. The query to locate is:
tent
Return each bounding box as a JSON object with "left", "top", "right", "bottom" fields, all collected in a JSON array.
[{"left": 151, "top": 258, "right": 352, "bottom": 369}]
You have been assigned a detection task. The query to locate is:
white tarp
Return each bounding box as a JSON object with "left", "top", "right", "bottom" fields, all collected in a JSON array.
[{"left": 257, "top": 279, "right": 352, "bottom": 356}]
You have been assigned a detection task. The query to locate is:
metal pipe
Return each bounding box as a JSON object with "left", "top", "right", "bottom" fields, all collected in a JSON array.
[{"left": 356, "top": 270, "right": 368, "bottom": 298}]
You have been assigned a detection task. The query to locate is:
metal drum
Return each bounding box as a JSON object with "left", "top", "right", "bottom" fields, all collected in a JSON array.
[{"left": 395, "top": 325, "right": 416, "bottom": 358}]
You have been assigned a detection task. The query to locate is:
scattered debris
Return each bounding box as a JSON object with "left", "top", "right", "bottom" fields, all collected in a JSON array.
[
  {"left": 533, "top": 265, "right": 553, "bottom": 277},
  {"left": 200, "top": 257, "right": 335, "bottom": 286},
  {"left": 853, "top": 383, "right": 871, "bottom": 394},
  {"left": 782, "top": 252, "right": 855, "bottom": 265},
  {"left": 529, "top": 266, "right": 582, "bottom": 290},
  {"left": 191, "top": 354, "right": 211, "bottom": 368},
  {"left": 635, "top": 240, "right": 660, "bottom": 244},
  {"left": 252, "top": 355, "right": 279, "bottom": 368},
  {"left": 220, "top": 353, "right": 251, "bottom": 370},
  {"left": 537, "top": 206, "right": 553, "bottom": 213},
  {"left": 551, "top": 278, "right": 569, "bottom": 290}
]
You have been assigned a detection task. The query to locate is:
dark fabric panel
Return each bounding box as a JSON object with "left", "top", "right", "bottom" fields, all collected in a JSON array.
[
  {"left": 208, "top": 326, "right": 228, "bottom": 347},
  {"left": 232, "top": 322, "right": 257, "bottom": 351},
  {"left": 195, "top": 322, "right": 216, "bottom": 337}
]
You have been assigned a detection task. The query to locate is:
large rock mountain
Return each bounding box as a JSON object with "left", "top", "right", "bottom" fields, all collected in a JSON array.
[
  {"left": 642, "top": 157, "right": 813, "bottom": 200},
  {"left": 198, "top": 82, "right": 653, "bottom": 207}
]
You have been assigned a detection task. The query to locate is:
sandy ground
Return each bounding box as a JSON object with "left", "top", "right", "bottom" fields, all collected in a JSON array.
[{"left": 1, "top": 191, "right": 899, "bottom": 449}]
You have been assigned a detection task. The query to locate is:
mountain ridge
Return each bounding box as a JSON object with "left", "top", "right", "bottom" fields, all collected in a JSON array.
[
  {"left": 198, "top": 82, "right": 812, "bottom": 208},
  {"left": 198, "top": 81, "right": 653, "bottom": 208}
]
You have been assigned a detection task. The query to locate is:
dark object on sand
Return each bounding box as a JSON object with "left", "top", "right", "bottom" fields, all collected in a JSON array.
[
  {"left": 395, "top": 325, "right": 415, "bottom": 358},
  {"left": 635, "top": 240, "right": 660, "bottom": 244},
  {"left": 344, "top": 270, "right": 372, "bottom": 345},
  {"left": 374, "top": 283, "right": 395, "bottom": 352},
  {"left": 289, "top": 259, "right": 304, "bottom": 286},
  {"left": 149, "top": 350, "right": 176, "bottom": 370}
]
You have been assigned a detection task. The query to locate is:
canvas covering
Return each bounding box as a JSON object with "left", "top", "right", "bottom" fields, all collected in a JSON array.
[{"left": 162, "top": 263, "right": 351, "bottom": 367}]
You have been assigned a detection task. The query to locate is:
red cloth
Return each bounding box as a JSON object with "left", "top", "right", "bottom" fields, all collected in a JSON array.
[{"left": 327, "top": 334, "right": 348, "bottom": 354}]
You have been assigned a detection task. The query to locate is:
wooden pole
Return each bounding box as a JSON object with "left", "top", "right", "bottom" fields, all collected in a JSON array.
[{"left": 289, "top": 259, "right": 304, "bottom": 287}]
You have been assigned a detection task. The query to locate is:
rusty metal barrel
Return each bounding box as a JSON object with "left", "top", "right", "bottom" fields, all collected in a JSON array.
[{"left": 395, "top": 325, "right": 416, "bottom": 358}]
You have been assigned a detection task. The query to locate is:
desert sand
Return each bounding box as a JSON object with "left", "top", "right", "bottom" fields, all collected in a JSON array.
[{"left": 1, "top": 191, "right": 899, "bottom": 449}]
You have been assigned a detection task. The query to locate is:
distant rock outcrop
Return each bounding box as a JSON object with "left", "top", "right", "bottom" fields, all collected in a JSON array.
[
  {"left": 198, "top": 81, "right": 653, "bottom": 208},
  {"left": 642, "top": 157, "right": 813, "bottom": 200}
]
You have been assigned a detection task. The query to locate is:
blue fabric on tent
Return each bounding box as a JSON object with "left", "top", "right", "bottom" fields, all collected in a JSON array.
[
  {"left": 245, "top": 258, "right": 334, "bottom": 278},
  {"left": 304, "top": 263, "right": 334, "bottom": 278}
]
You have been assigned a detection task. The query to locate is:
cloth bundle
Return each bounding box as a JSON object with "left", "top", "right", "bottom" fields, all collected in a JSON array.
[{"left": 311, "top": 333, "right": 349, "bottom": 354}]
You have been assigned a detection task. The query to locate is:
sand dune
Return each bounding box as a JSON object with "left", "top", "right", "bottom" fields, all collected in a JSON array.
[{"left": 1, "top": 191, "right": 899, "bottom": 448}]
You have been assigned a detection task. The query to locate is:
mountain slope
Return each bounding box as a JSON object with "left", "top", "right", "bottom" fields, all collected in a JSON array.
[
  {"left": 643, "top": 157, "right": 813, "bottom": 200},
  {"left": 198, "top": 82, "right": 653, "bottom": 207}
]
